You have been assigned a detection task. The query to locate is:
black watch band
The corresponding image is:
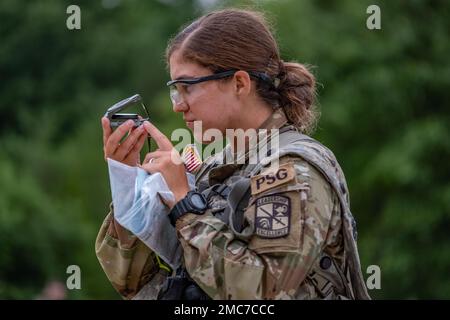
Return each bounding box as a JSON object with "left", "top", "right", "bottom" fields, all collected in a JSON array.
[
  {"left": 168, "top": 200, "right": 189, "bottom": 227},
  {"left": 168, "top": 191, "right": 207, "bottom": 227}
]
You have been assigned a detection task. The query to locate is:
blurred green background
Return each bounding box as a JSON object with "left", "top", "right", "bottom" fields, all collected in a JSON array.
[{"left": 0, "top": 0, "right": 449, "bottom": 299}]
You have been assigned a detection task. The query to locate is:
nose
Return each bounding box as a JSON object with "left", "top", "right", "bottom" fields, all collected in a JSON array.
[{"left": 173, "top": 101, "right": 189, "bottom": 113}]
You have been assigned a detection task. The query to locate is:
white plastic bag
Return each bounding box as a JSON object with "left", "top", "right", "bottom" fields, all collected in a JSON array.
[{"left": 107, "top": 158, "right": 195, "bottom": 270}]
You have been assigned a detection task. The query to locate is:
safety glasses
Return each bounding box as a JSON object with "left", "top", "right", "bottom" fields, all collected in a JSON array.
[{"left": 166, "top": 70, "right": 274, "bottom": 105}]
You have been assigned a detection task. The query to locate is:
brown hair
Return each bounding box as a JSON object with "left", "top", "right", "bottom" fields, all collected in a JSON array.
[{"left": 166, "top": 9, "right": 319, "bottom": 134}]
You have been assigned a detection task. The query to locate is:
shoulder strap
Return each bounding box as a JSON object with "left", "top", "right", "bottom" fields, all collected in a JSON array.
[
  {"left": 225, "top": 178, "right": 254, "bottom": 241},
  {"left": 244, "top": 128, "right": 370, "bottom": 300}
]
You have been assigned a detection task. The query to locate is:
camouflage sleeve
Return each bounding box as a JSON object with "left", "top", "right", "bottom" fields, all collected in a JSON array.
[
  {"left": 175, "top": 156, "right": 340, "bottom": 299},
  {"left": 95, "top": 203, "right": 169, "bottom": 299}
]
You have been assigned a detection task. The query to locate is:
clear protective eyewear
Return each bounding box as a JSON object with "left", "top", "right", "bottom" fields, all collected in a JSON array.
[{"left": 166, "top": 70, "right": 274, "bottom": 105}]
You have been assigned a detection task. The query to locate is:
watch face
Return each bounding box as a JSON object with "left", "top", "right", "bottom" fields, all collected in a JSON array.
[{"left": 190, "top": 193, "right": 207, "bottom": 210}]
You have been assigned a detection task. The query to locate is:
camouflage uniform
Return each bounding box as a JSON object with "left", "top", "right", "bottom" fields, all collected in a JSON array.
[{"left": 96, "top": 108, "right": 370, "bottom": 300}]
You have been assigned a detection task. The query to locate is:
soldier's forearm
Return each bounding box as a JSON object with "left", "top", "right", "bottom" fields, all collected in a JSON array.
[{"left": 95, "top": 210, "right": 160, "bottom": 299}]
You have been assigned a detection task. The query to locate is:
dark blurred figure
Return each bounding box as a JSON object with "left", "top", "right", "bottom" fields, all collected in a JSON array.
[{"left": 35, "top": 280, "right": 67, "bottom": 300}]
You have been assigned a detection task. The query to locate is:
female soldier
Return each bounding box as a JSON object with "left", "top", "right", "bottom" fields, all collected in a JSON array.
[{"left": 96, "top": 8, "right": 370, "bottom": 300}]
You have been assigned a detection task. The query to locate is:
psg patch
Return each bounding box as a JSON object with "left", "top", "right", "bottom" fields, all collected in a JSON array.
[{"left": 255, "top": 194, "right": 291, "bottom": 238}]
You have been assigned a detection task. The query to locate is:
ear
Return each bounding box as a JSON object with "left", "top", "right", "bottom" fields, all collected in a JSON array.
[{"left": 233, "top": 70, "right": 252, "bottom": 97}]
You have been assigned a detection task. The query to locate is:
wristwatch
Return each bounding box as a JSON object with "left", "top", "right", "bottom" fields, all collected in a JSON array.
[{"left": 168, "top": 190, "right": 208, "bottom": 227}]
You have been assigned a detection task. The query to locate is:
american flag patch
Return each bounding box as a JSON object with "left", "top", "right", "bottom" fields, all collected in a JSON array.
[{"left": 181, "top": 144, "right": 202, "bottom": 174}]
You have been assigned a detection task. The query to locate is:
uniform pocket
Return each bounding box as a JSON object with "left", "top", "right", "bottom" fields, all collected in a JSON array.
[{"left": 223, "top": 255, "right": 264, "bottom": 299}]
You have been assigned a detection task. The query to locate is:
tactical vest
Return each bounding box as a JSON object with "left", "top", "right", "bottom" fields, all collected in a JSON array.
[{"left": 159, "top": 126, "right": 370, "bottom": 300}]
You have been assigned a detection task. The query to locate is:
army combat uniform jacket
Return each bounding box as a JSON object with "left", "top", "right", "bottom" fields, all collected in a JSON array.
[{"left": 95, "top": 108, "right": 371, "bottom": 300}]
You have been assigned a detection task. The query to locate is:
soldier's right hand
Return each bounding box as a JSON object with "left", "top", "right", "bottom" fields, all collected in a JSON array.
[{"left": 101, "top": 117, "right": 148, "bottom": 167}]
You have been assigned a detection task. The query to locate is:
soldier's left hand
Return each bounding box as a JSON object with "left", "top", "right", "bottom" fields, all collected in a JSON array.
[{"left": 140, "top": 121, "right": 190, "bottom": 208}]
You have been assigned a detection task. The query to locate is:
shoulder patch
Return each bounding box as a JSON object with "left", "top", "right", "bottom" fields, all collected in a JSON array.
[
  {"left": 250, "top": 163, "right": 296, "bottom": 195},
  {"left": 255, "top": 194, "right": 291, "bottom": 238}
]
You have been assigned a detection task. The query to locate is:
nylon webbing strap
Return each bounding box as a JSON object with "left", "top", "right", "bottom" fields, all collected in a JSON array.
[{"left": 225, "top": 178, "right": 254, "bottom": 241}]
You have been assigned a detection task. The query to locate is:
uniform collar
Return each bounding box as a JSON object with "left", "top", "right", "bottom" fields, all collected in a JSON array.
[
  {"left": 207, "top": 109, "right": 290, "bottom": 184},
  {"left": 256, "top": 107, "right": 289, "bottom": 131},
  {"left": 222, "top": 108, "right": 289, "bottom": 163}
]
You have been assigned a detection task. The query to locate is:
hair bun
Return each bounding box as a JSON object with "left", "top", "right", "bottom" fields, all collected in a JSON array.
[{"left": 276, "top": 61, "right": 318, "bottom": 133}]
